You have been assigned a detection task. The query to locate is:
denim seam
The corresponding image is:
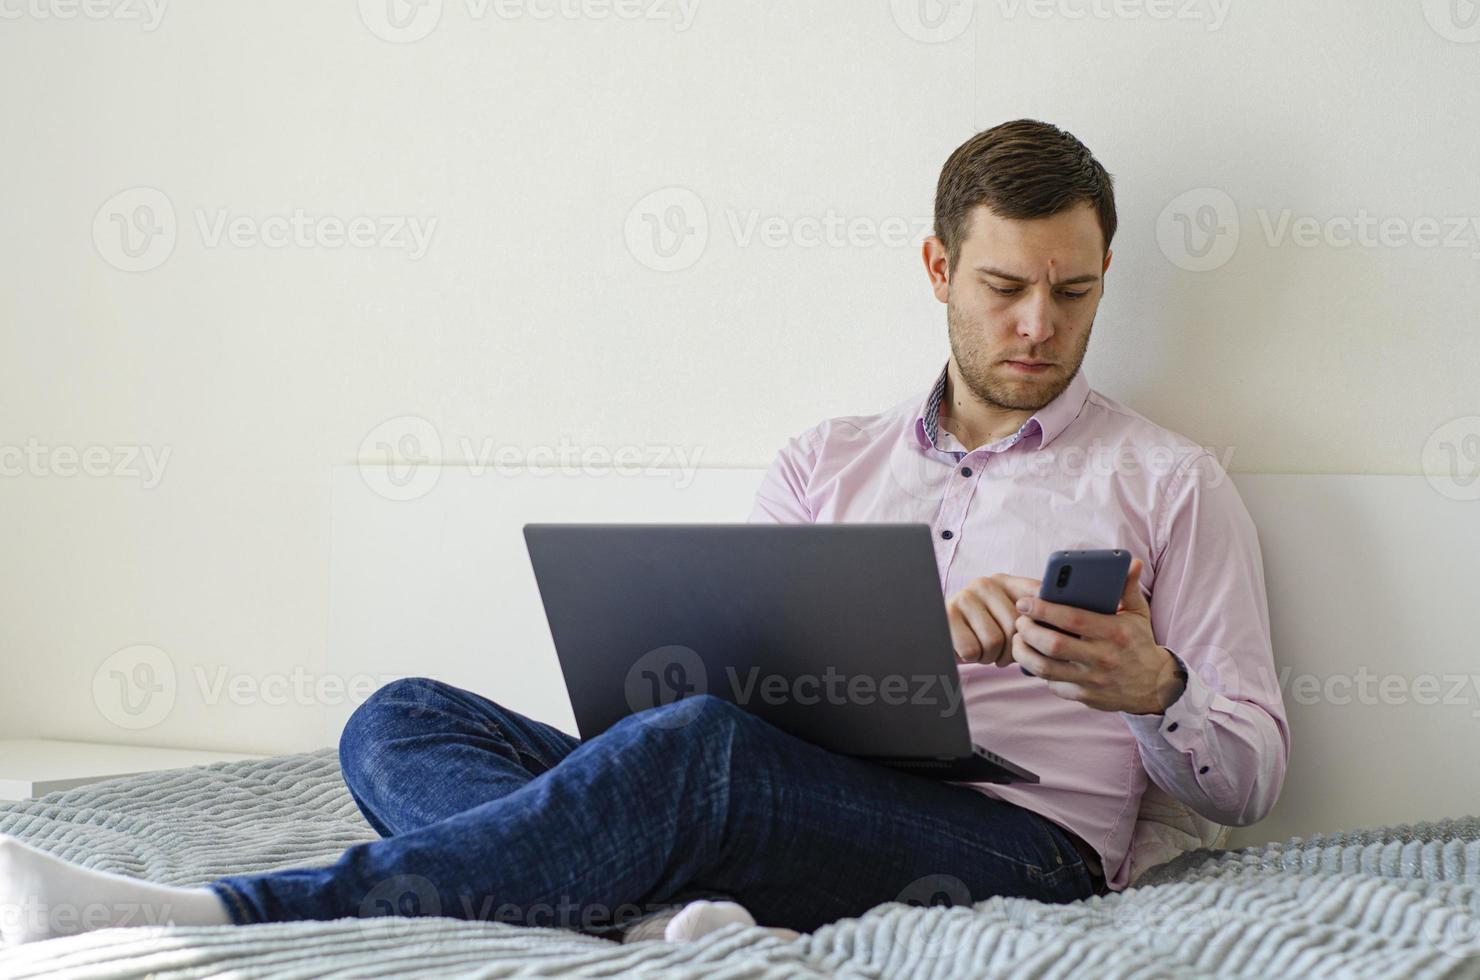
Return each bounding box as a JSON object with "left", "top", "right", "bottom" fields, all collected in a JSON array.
[{"left": 481, "top": 714, "right": 568, "bottom": 774}]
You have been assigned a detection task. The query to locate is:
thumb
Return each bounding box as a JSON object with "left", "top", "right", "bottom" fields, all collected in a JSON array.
[{"left": 1118, "top": 558, "right": 1150, "bottom": 616}]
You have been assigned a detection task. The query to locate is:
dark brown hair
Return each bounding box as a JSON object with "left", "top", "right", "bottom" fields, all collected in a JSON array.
[{"left": 934, "top": 119, "right": 1116, "bottom": 269}]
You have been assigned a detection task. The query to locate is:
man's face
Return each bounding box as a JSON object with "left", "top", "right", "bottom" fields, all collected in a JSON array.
[{"left": 931, "top": 202, "right": 1111, "bottom": 412}]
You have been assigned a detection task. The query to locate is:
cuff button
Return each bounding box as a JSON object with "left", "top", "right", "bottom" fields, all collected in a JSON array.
[
  {"left": 1166, "top": 722, "right": 1179, "bottom": 732},
  {"left": 1198, "top": 765, "right": 1209, "bottom": 774}
]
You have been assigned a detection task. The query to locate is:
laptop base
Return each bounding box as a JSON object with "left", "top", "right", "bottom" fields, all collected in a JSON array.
[{"left": 864, "top": 745, "right": 1039, "bottom": 784}]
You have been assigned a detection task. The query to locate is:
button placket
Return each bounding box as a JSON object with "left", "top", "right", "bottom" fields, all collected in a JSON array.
[{"left": 933, "top": 451, "right": 980, "bottom": 574}]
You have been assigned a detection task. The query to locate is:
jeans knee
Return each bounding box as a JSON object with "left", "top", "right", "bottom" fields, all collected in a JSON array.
[
  {"left": 638, "top": 694, "right": 749, "bottom": 740},
  {"left": 339, "top": 676, "right": 446, "bottom": 782}
]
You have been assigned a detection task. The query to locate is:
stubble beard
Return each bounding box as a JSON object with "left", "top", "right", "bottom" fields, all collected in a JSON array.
[{"left": 945, "top": 299, "right": 1093, "bottom": 412}]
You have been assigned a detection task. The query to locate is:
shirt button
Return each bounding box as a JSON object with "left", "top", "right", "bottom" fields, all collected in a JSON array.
[
  {"left": 940, "top": 530, "right": 954, "bottom": 540},
  {"left": 1166, "top": 722, "right": 1179, "bottom": 733},
  {"left": 960, "top": 466, "right": 973, "bottom": 477},
  {"left": 1199, "top": 765, "right": 1210, "bottom": 774}
]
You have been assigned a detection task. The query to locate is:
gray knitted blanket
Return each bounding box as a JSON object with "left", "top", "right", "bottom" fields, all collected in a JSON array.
[{"left": 0, "top": 750, "right": 1476, "bottom": 978}]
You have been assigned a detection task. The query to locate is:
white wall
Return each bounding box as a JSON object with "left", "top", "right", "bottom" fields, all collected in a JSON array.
[{"left": 2, "top": 1, "right": 1478, "bottom": 774}]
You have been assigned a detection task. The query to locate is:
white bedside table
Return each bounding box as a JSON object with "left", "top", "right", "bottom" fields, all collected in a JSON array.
[{"left": 0, "top": 739, "right": 266, "bottom": 802}]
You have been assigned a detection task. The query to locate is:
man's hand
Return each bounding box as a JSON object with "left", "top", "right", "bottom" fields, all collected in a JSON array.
[
  {"left": 1010, "top": 558, "right": 1185, "bottom": 714},
  {"left": 945, "top": 573, "right": 1042, "bottom": 666}
]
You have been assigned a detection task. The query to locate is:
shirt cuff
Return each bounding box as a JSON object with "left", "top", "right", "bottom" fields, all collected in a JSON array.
[{"left": 1120, "top": 659, "right": 1214, "bottom": 753}]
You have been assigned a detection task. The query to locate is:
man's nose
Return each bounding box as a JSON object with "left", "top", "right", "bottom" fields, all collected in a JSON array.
[{"left": 1016, "top": 290, "right": 1056, "bottom": 343}]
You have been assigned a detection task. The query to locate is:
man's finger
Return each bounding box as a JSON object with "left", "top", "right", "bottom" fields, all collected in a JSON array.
[
  {"left": 1014, "top": 615, "right": 1096, "bottom": 667},
  {"left": 959, "top": 592, "right": 1007, "bottom": 663},
  {"left": 1012, "top": 633, "right": 1085, "bottom": 682},
  {"left": 1117, "top": 558, "right": 1150, "bottom": 615},
  {"left": 973, "top": 582, "right": 1024, "bottom": 667},
  {"left": 1013, "top": 594, "right": 1114, "bottom": 640},
  {"left": 945, "top": 602, "right": 984, "bottom": 663},
  {"left": 992, "top": 574, "right": 1042, "bottom": 602}
]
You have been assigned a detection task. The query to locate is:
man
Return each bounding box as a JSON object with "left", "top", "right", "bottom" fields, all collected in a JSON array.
[{"left": 0, "top": 120, "right": 1288, "bottom": 946}]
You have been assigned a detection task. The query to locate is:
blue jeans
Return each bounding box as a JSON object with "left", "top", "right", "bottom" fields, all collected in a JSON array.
[{"left": 211, "top": 678, "right": 1097, "bottom": 934}]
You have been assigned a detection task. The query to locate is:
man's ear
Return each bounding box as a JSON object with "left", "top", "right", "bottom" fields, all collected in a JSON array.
[
  {"left": 923, "top": 236, "right": 951, "bottom": 304},
  {"left": 1102, "top": 247, "right": 1113, "bottom": 277}
]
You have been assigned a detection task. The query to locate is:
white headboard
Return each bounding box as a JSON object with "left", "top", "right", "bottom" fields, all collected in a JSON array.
[{"left": 329, "top": 465, "right": 1480, "bottom": 848}]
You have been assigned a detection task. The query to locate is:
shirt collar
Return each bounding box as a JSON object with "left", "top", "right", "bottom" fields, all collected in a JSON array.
[{"left": 913, "top": 361, "right": 1090, "bottom": 453}]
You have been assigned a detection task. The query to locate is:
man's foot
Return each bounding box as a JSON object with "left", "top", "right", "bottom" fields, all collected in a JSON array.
[
  {"left": 620, "top": 899, "right": 799, "bottom": 944},
  {"left": 0, "top": 835, "right": 230, "bottom": 946},
  {"left": 663, "top": 899, "right": 757, "bottom": 941}
]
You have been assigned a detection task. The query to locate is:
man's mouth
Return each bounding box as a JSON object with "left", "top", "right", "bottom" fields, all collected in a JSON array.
[{"left": 1004, "top": 359, "right": 1054, "bottom": 374}]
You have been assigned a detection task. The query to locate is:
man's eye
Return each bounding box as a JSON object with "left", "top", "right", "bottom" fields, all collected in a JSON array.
[
  {"left": 988, "top": 285, "right": 1020, "bottom": 296},
  {"left": 1059, "top": 290, "right": 1089, "bottom": 300}
]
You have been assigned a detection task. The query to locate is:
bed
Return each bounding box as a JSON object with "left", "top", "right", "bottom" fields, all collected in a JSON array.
[{"left": 0, "top": 751, "right": 1475, "bottom": 978}]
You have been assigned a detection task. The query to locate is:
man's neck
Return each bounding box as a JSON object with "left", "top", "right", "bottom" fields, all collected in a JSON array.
[{"left": 938, "top": 366, "right": 1035, "bottom": 451}]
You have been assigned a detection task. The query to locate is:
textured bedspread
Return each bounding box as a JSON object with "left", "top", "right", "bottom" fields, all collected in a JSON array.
[{"left": 0, "top": 750, "right": 1476, "bottom": 978}]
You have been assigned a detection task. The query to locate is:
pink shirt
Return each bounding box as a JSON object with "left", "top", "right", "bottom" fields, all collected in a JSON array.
[{"left": 747, "top": 363, "right": 1290, "bottom": 891}]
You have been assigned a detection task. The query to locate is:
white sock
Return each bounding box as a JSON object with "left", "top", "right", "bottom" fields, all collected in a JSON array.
[
  {"left": 661, "top": 899, "right": 798, "bottom": 944},
  {"left": 0, "top": 835, "right": 230, "bottom": 946},
  {"left": 663, "top": 899, "right": 755, "bottom": 942}
]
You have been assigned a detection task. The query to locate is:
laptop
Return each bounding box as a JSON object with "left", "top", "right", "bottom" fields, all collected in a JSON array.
[{"left": 523, "top": 523, "right": 1037, "bottom": 784}]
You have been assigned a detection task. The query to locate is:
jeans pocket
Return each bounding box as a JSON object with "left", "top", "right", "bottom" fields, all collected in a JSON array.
[{"left": 1025, "top": 831, "right": 1097, "bottom": 902}]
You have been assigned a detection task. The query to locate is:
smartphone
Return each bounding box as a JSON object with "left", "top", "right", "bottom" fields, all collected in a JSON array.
[{"left": 1020, "top": 549, "right": 1132, "bottom": 675}]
